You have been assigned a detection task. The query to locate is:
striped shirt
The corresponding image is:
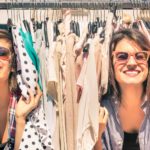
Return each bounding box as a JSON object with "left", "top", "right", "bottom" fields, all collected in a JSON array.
[{"left": 101, "top": 95, "right": 150, "bottom": 150}]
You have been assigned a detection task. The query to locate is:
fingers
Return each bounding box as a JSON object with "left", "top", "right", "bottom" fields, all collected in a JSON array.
[
  {"left": 99, "top": 107, "right": 109, "bottom": 124},
  {"left": 35, "top": 83, "right": 42, "bottom": 98},
  {"left": 26, "top": 84, "right": 42, "bottom": 108},
  {"left": 28, "top": 89, "right": 34, "bottom": 100},
  {"left": 99, "top": 107, "right": 105, "bottom": 122},
  {"left": 103, "top": 107, "right": 109, "bottom": 123}
]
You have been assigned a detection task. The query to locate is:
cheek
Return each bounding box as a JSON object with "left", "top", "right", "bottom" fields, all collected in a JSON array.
[
  {"left": 142, "top": 65, "right": 149, "bottom": 80},
  {"left": 113, "top": 64, "right": 124, "bottom": 81},
  {"left": 2, "top": 63, "right": 11, "bottom": 79},
  {"left": 5, "top": 65, "right": 11, "bottom": 74}
]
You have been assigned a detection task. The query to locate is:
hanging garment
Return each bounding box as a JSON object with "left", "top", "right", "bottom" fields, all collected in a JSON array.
[
  {"left": 30, "top": 19, "right": 36, "bottom": 48},
  {"left": 38, "top": 22, "right": 56, "bottom": 137},
  {"left": 12, "top": 25, "right": 38, "bottom": 99},
  {"left": 77, "top": 39, "right": 99, "bottom": 150},
  {"left": 53, "top": 34, "right": 67, "bottom": 150},
  {"left": 138, "top": 20, "right": 150, "bottom": 43},
  {"left": 46, "top": 20, "right": 57, "bottom": 136},
  {"left": 64, "top": 33, "right": 79, "bottom": 150},
  {"left": 19, "top": 26, "right": 42, "bottom": 90},
  {"left": 47, "top": 21, "right": 58, "bottom": 98},
  {"left": 100, "top": 11, "right": 114, "bottom": 95},
  {"left": 93, "top": 32, "right": 102, "bottom": 96},
  {"left": 12, "top": 24, "right": 53, "bottom": 150},
  {"left": 19, "top": 101, "right": 54, "bottom": 150}
]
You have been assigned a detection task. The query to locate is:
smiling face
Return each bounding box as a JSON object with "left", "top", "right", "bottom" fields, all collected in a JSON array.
[{"left": 113, "top": 38, "right": 149, "bottom": 88}]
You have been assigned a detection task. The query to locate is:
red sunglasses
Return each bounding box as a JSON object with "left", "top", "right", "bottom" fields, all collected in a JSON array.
[{"left": 0, "top": 47, "right": 10, "bottom": 60}]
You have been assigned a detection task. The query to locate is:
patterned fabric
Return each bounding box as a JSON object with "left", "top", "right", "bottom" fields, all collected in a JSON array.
[
  {"left": 2, "top": 93, "right": 19, "bottom": 150},
  {"left": 19, "top": 101, "right": 54, "bottom": 150},
  {"left": 11, "top": 25, "right": 53, "bottom": 150},
  {"left": 9, "top": 93, "right": 17, "bottom": 141},
  {"left": 12, "top": 25, "right": 38, "bottom": 99}
]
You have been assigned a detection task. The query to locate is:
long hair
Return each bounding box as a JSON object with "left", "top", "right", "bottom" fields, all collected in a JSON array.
[{"left": 105, "top": 29, "right": 150, "bottom": 101}]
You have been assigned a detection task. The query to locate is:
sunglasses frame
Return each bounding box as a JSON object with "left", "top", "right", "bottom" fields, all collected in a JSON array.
[
  {"left": 0, "top": 47, "right": 11, "bottom": 61},
  {"left": 112, "top": 51, "right": 150, "bottom": 64}
]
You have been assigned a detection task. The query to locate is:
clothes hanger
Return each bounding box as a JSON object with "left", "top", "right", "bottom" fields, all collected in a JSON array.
[
  {"left": 19, "top": 0, "right": 30, "bottom": 33},
  {"left": 72, "top": 8, "right": 76, "bottom": 35},
  {"left": 11, "top": 0, "right": 15, "bottom": 24},
  {"left": 76, "top": 8, "right": 80, "bottom": 37},
  {"left": 31, "top": 0, "right": 35, "bottom": 22},
  {"left": 102, "top": 2, "right": 106, "bottom": 28},
  {"left": 93, "top": 2, "right": 99, "bottom": 35},
  {"left": 6, "top": 0, "right": 13, "bottom": 26},
  {"left": 31, "top": 0, "right": 37, "bottom": 32},
  {"left": 87, "top": 3, "right": 93, "bottom": 38},
  {"left": 43, "top": 0, "right": 47, "bottom": 22},
  {"left": 69, "top": 2, "right": 73, "bottom": 33},
  {"left": 43, "top": 0, "right": 49, "bottom": 48},
  {"left": 99, "top": 5, "right": 102, "bottom": 27},
  {"left": 95, "top": 1, "right": 100, "bottom": 29},
  {"left": 143, "top": 1, "right": 150, "bottom": 29},
  {"left": 52, "top": 0, "right": 57, "bottom": 41},
  {"left": 132, "top": 1, "right": 139, "bottom": 29}
]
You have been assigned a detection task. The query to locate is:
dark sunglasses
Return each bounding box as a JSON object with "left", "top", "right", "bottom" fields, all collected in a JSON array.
[
  {"left": 0, "top": 46, "right": 10, "bottom": 60},
  {"left": 112, "top": 51, "right": 150, "bottom": 63}
]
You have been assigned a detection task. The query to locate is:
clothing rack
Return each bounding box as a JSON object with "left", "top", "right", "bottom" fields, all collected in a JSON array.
[{"left": 0, "top": 0, "right": 149, "bottom": 10}]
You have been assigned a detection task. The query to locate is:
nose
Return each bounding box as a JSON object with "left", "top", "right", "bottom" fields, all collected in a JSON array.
[
  {"left": 126, "top": 55, "right": 137, "bottom": 69},
  {"left": 127, "top": 55, "right": 137, "bottom": 64}
]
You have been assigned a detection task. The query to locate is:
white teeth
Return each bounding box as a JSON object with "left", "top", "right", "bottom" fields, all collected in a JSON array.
[{"left": 124, "top": 71, "right": 139, "bottom": 76}]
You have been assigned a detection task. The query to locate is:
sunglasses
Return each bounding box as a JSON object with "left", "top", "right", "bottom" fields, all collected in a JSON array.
[
  {"left": 112, "top": 51, "right": 150, "bottom": 64},
  {"left": 0, "top": 46, "right": 10, "bottom": 60}
]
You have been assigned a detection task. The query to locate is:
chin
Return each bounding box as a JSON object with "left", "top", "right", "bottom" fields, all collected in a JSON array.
[
  {"left": 119, "top": 78, "right": 145, "bottom": 86},
  {"left": 117, "top": 74, "right": 147, "bottom": 85}
]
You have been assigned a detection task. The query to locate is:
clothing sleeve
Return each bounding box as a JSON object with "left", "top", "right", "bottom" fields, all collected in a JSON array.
[{"left": 100, "top": 98, "right": 114, "bottom": 150}]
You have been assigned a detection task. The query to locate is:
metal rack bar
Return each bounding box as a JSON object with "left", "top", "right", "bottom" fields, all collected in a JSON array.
[{"left": 0, "top": 1, "right": 149, "bottom": 10}]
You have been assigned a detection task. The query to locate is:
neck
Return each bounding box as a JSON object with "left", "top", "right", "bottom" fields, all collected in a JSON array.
[
  {"left": 120, "top": 85, "right": 144, "bottom": 107},
  {"left": 0, "top": 82, "right": 10, "bottom": 110}
]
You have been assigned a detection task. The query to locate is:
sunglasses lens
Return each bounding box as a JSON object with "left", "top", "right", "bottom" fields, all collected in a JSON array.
[
  {"left": 116, "top": 52, "right": 128, "bottom": 61},
  {"left": 135, "top": 52, "right": 148, "bottom": 61},
  {"left": 0, "top": 47, "right": 10, "bottom": 60}
]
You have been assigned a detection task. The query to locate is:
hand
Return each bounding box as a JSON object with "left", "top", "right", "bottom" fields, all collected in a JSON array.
[
  {"left": 98, "top": 107, "right": 109, "bottom": 137},
  {"left": 15, "top": 84, "right": 42, "bottom": 122}
]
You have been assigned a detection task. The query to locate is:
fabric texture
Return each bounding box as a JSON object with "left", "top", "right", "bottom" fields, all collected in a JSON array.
[
  {"left": 2, "top": 92, "right": 19, "bottom": 150},
  {"left": 100, "top": 11, "right": 114, "bottom": 95},
  {"left": 12, "top": 25, "right": 38, "bottom": 99},
  {"left": 101, "top": 96, "right": 150, "bottom": 150},
  {"left": 19, "top": 101, "right": 54, "bottom": 150},
  {"left": 77, "top": 39, "right": 99, "bottom": 150}
]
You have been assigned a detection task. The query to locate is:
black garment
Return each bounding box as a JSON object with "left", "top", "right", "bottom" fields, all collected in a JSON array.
[
  {"left": 123, "top": 132, "right": 140, "bottom": 150},
  {"left": 0, "top": 141, "right": 7, "bottom": 150},
  {"left": 0, "top": 139, "right": 14, "bottom": 150}
]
